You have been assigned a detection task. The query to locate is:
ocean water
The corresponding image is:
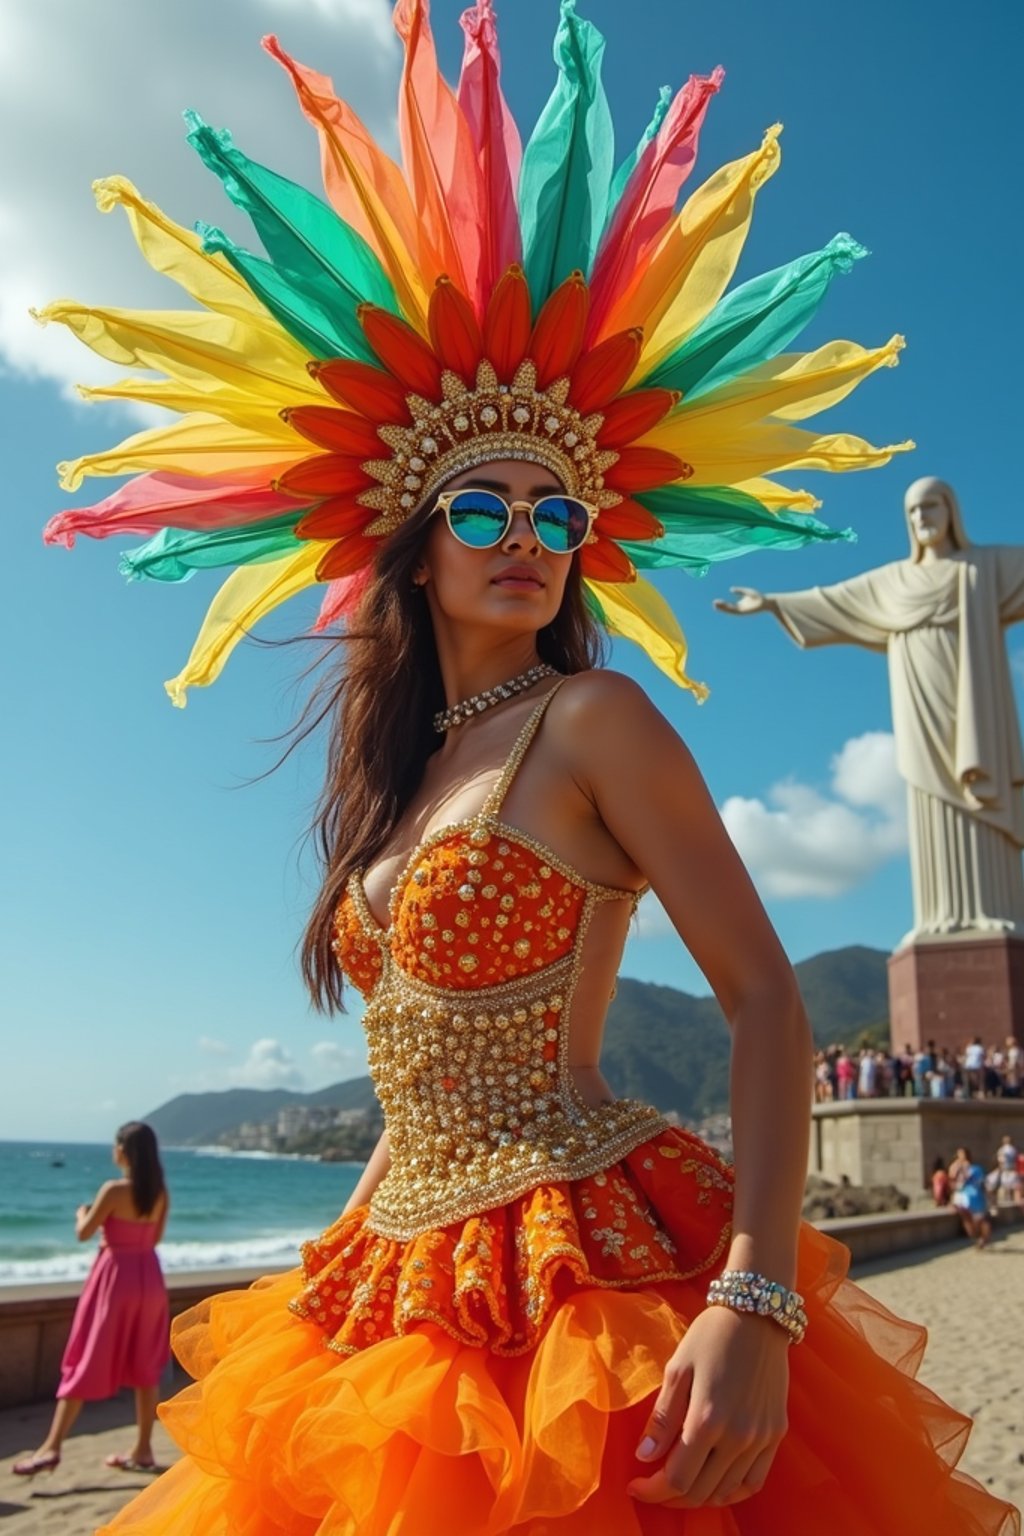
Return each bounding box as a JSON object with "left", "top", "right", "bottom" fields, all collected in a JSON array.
[{"left": 0, "top": 1141, "right": 361, "bottom": 1286}]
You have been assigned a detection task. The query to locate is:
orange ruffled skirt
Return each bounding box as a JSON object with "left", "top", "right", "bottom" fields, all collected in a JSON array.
[{"left": 99, "top": 1127, "right": 1019, "bottom": 1535}]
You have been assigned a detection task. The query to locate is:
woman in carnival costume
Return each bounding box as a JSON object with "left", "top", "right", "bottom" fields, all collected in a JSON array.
[{"left": 40, "top": 2, "right": 1019, "bottom": 1531}]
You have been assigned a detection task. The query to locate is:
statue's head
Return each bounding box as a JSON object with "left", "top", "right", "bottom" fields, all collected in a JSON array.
[{"left": 904, "top": 476, "right": 969, "bottom": 562}]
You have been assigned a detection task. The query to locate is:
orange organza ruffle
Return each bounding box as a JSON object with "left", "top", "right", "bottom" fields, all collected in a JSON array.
[{"left": 98, "top": 1138, "right": 1020, "bottom": 1536}]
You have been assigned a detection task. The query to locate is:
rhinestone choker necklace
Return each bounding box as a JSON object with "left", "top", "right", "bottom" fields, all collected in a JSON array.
[{"left": 433, "top": 663, "right": 558, "bottom": 733}]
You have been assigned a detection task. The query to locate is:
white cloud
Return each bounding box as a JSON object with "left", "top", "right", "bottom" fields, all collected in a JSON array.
[
  {"left": 633, "top": 891, "right": 676, "bottom": 940},
  {"left": 309, "top": 1039, "right": 359, "bottom": 1080},
  {"left": 198, "top": 1035, "right": 230, "bottom": 1057},
  {"left": 721, "top": 731, "right": 907, "bottom": 899},
  {"left": 2, "top": 0, "right": 400, "bottom": 401},
  {"left": 228, "top": 1038, "right": 304, "bottom": 1089}
]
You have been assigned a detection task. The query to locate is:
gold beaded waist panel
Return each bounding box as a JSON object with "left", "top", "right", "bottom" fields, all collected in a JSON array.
[{"left": 364, "top": 944, "right": 667, "bottom": 1241}]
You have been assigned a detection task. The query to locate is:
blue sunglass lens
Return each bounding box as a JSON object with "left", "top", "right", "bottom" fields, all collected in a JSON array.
[
  {"left": 446, "top": 491, "right": 509, "bottom": 547},
  {"left": 532, "top": 496, "right": 590, "bottom": 553}
]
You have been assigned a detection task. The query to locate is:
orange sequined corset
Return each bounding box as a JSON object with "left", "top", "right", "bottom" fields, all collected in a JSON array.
[{"left": 334, "top": 683, "right": 667, "bottom": 1241}]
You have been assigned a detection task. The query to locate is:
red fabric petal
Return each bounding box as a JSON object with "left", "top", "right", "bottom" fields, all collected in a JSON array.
[
  {"left": 568, "top": 329, "right": 643, "bottom": 415},
  {"left": 310, "top": 360, "right": 412, "bottom": 424},
  {"left": 597, "top": 389, "right": 680, "bottom": 448},
  {"left": 316, "top": 534, "right": 380, "bottom": 581},
  {"left": 427, "top": 277, "right": 484, "bottom": 381},
  {"left": 296, "top": 498, "right": 376, "bottom": 541},
  {"left": 275, "top": 455, "right": 374, "bottom": 498},
  {"left": 281, "top": 407, "right": 383, "bottom": 458},
  {"left": 528, "top": 271, "right": 590, "bottom": 388},
  {"left": 592, "top": 498, "right": 664, "bottom": 542},
  {"left": 358, "top": 306, "right": 444, "bottom": 399},
  {"left": 604, "top": 446, "right": 687, "bottom": 494},
  {"left": 482, "top": 264, "right": 532, "bottom": 381},
  {"left": 578, "top": 536, "right": 637, "bottom": 583}
]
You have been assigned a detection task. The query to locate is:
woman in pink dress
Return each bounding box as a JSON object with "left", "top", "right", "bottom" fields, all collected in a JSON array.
[{"left": 11, "top": 1121, "right": 171, "bottom": 1477}]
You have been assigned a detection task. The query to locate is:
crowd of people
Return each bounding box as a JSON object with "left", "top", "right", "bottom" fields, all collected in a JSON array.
[
  {"left": 813, "top": 1035, "right": 1022, "bottom": 1103},
  {"left": 930, "top": 1138, "right": 1023, "bottom": 1247}
]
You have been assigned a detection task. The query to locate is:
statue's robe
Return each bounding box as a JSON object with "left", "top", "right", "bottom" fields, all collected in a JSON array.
[{"left": 770, "top": 547, "right": 1024, "bottom": 941}]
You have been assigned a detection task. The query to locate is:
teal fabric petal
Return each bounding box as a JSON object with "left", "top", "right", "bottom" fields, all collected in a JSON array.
[
  {"left": 185, "top": 112, "right": 399, "bottom": 358},
  {"left": 519, "top": 0, "right": 614, "bottom": 303},
  {"left": 119, "top": 513, "right": 305, "bottom": 583},
  {"left": 642, "top": 234, "right": 869, "bottom": 399},
  {"left": 603, "top": 85, "right": 671, "bottom": 237},
  {"left": 625, "top": 485, "right": 855, "bottom": 574},
  {"left": 196, "top": 222, "right": 357, "bottom": 361}
]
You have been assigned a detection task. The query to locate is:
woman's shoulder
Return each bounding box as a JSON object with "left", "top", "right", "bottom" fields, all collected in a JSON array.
[{"left": 550, "top": 668, "right": 666, "bottom": 741}]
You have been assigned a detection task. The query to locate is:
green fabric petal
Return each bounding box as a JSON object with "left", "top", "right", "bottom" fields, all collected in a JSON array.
[
  {"left": 642, "top": 234, "right": 869, "bottom": 398},
  {"left": 603, "top": 85, "right": 671, "bottom": 237},
  {"left": 185, "top": 112, "right": 398, "bottom": 359},
  {"left": 120, "top": 513, "right": 305, "bottom": 583},
  {"left": 519, "top": 0, "right": 614, "bottom": 304},
  {"left": 196, "top": 222, "right": 355, "bottom": 361},
  {"left": 626, "top": 485, "right": 855, "bottom": 574}
]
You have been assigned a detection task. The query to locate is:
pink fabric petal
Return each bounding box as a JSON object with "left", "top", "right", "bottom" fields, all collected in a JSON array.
[
  {"left": 588, "top": 68, "right": 724, "bottom": 342},
  {"left": 44, "top": 471, "right": 297, "bottom": 549},
  {"left": 313, "top": 567, "right": 373, "bottom": 632},
  {"left": 393, "top": 0, "right": 485, "bottom": 309},
  {"left": 457, "top": 0, "right": 522, "bottom": 310}
]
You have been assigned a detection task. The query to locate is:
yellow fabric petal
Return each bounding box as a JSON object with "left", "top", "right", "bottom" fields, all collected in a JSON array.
[
  {"left": 663, "top": 423, "right": 915, "bottom": 488},
  {"left": 92, "top": 176, "right": 286, "bottom": 337},
  {"left": 164, "top": 541, "right": 330, "bottom": 707},
  {"left": 56, "top": 414, "right": 301, "bottom": 492},
  {"left": 647, "top": 337, "right": 905, "bottom": 444},
  {"left": 603, "top": 125, "right": 782, "bottom": 376},
  {"left": 34, "top": 300, "right": 318, "bottom": 408},
  {"left": 733, "top": 477, "right": 822, "bottom": 513},
  {"left": 76, "top": 379, "right": 299, "bottom": 436},
  {"left": 586, "top": 575, "right": 709, "bottom": 700}
]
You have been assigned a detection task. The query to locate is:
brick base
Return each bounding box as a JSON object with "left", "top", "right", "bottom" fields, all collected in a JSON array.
[{"left": 887, "top": 934, "right": 1024, "bottom": 1056}]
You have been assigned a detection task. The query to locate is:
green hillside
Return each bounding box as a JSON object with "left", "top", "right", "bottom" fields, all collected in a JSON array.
[{"left": 145, "top": 945, "right": 889, "bottom": 1140}]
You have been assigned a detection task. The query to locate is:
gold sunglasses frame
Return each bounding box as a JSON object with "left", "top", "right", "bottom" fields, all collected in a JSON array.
[{"left": 432, "top": 488, "right": 599, "bottom": 552}]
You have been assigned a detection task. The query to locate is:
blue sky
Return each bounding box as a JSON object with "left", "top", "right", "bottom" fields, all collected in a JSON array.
[{"left": 2, "top": 0, "right": 1021, "bottom": 1141}]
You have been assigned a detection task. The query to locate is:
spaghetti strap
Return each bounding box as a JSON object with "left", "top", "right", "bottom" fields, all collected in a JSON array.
[{"left": 479, "top": 678, "right": 569, "bottom": 820}]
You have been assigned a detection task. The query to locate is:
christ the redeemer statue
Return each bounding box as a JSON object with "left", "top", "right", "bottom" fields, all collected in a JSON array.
[{"left": 716, "top": 477, "right": 1024, "bottom": 946}]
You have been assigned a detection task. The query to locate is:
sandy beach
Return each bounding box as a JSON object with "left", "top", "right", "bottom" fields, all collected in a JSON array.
[{"left": 3, "top": 1231, "right": 1021, "bottom": 1532}]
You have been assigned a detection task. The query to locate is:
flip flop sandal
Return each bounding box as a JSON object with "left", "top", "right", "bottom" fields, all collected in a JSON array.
[{"left": 104, "top": 1453, "right": 157, "bottom": 1471}]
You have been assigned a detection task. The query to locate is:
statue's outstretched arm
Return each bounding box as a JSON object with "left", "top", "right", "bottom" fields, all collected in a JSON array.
[{"left": 715, "top": 572, "right": 892, "bottom": 653}]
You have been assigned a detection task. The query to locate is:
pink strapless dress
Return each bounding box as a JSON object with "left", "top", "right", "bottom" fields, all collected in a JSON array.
[{"left": 58, "top": 1214, "right": 170, "bottom": 1400}]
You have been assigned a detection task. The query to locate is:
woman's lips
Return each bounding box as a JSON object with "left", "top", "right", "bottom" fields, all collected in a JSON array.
[{"left": 492, "top": 566, "right": 544, "bottom": 589}]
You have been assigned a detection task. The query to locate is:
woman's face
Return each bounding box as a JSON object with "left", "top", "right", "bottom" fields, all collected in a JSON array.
[{"left": 414, "top": 459, "right": 574, "bottom": 637}]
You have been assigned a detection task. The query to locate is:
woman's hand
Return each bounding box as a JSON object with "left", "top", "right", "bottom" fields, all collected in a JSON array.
[{"left": 628, "top": 1306, "right": 790, "bottom": 1509}]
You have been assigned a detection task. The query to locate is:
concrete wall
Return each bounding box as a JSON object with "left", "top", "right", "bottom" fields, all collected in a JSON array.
[{"left": 810, "top": 1098, "right": 1024, "bottom": 1197}]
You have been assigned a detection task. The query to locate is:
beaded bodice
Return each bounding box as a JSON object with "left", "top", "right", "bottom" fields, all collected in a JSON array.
[{"left": 333, "top": 682, "right": 667, "bottom": 1240}]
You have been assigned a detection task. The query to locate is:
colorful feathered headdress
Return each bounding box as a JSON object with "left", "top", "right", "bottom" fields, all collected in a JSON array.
[{"left": 40, "top": 0, "right": 911, "bottom": 705}]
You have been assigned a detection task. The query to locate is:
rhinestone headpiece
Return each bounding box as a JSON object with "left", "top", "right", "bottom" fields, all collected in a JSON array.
[{"left": 360, "top": 360, "right": 623, "bottom": 535}]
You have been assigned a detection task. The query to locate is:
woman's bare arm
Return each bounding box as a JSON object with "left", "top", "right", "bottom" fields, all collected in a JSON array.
[
  {"left": 341, "top": 1130, "right": 391, "bottom": 1216},
  {"left": 558, "top": 671, "right": 812, "bottom": 1510},
  {"left": 76, "top": 1181, "right": 116, "bottom": 1241}
]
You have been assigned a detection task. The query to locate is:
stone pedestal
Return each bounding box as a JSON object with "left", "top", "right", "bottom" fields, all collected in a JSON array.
[
  {"left": 809, "top": 1098, "right": 1024, "bottom": 1198},
  {"left": 887, "top": 934, "right": 1024, "bottom": 1056}
]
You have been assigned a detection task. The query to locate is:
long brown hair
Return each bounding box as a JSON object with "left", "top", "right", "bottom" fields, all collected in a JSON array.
[
  {"left": 300, "top": 502, "right": 605, "bottom": 1012},
  {"left": 116, "top": 1121, "right": 166, "bottom": 1217}
]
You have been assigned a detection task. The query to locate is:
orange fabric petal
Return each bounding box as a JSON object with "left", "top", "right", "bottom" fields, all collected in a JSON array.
[
  {"left": 578, "top": 536, "right": 637, "bottom": 583},
  {"left": 428, "top": 277, "right": 484, "bottom": 381},
  {"left": 592, "top": 498, "right": 664, "bottom": 542},
  {"left": 483, "top": 264, "right": 533, "bottom": 381},
  {"left": 310, "top": 360, "right": 413, "bottom": 424},
  {"left": 296, "top": 498, "right": 376, "bottom": 541},
  {"left": 281, "top": 407, "right": 384, "bottom": 458},
  {"left": 315, "top": 533, "right": 380, "bottom": 581},
  {"left": 275, "top": 455, "right": 374, "bottom": 499},
  {"left": 597, "top": 389, "right": 680, "bottom": 448},
  {"left": 568, "top": 329, "right": 643, "bottom": 415},
  {"left": 604, "top": 446, "right": 687, "bottom": 494},
  {"left": 528, "top": 271, "right": 590, "bottom": 388},
  {"left": 262, "top": 35, "right": 431, "bottom": 331},
  {"left": 358, "top": 305, "right": 444, "bottom": 398},
  {"left": 393, "top": 0, "right": 484, "bottom": 306}
]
